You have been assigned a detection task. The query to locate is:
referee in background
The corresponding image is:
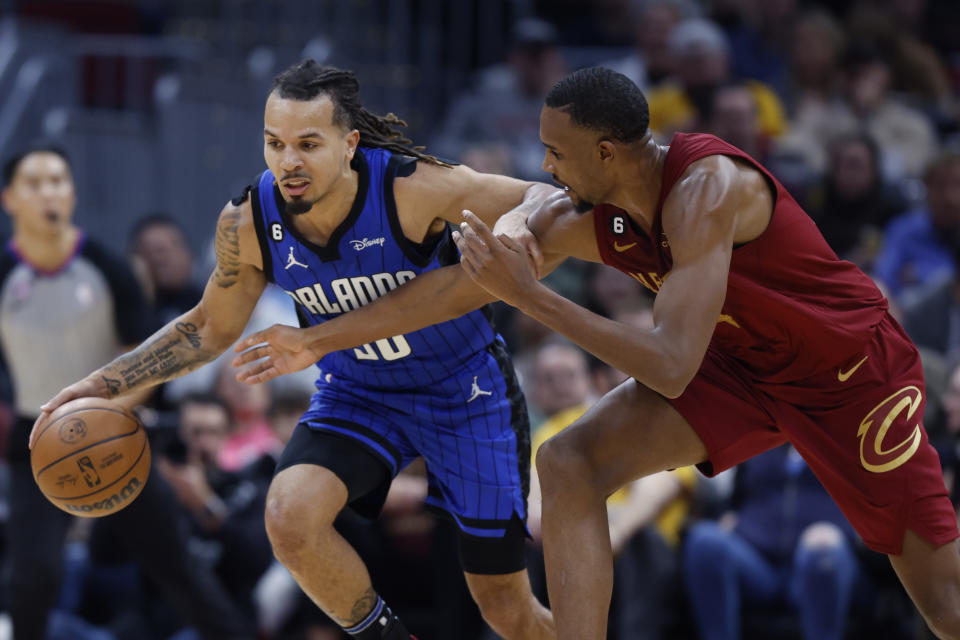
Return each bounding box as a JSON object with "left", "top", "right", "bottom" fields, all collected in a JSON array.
[{"left": 0, "top": 143, "right": 253, "bottom": 640}]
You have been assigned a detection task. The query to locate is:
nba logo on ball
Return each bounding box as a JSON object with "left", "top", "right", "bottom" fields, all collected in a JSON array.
[
  {"left": 31, "top": 398, "right": 151, "bottom": 517},
  {"left": 77, "top": 455, "right": 101, "bottom": 488}
]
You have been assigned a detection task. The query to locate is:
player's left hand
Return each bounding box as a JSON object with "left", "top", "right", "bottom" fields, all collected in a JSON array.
[
  {"left": 453, "top": 210, "right": 540, "bottom": 308},
  {"left": 232, "top": 324, "right": 322, "bottom": 384},
  {"left": 492, "top": 210, "right": 544, "bottom": 279}
]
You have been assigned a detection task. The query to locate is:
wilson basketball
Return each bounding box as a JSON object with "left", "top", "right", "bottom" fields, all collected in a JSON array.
[{"left": 31, "top": 397, "right": 151, "bottom": 517}]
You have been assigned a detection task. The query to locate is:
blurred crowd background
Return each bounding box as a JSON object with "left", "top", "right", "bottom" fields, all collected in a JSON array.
[{"left": 0, "top": 0, "right": 960, "bottom": 639}]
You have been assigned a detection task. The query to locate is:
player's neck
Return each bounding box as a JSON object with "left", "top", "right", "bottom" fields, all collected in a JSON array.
[
  {"left": 296, "top": 168, "right": 359, "bottom": 246},
  {"left": 607, "top": 142, "right": 667, "bottom": 233},
  {"left": 12, "top": 225, "right": 81, "bottom": 272}
]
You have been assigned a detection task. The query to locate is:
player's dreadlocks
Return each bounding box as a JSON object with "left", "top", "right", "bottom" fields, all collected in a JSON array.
[{"left": 272, "top": 60, "right": 450, "bottom": 167}]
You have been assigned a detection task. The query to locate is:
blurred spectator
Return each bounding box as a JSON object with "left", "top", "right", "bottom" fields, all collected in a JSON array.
[
  {"left": 766, "top": 9, "right": 847, "bottom": 190},
  {"left": 804, "top": 132, "right": 906, "bottom": 268},
  {"left": 934, "top": 361, "right": 960, "bottom": 510},
  {"left": 779, "top": 44, "right": 937, "bottom": 180},
  {"left": 529, "top": 337, "right": 594, "bottom": 431},
  {"left": 129, "top": 214, "right": 202, "bottom": 326},
  {"left": 901, "top": 236, "right": 960, "bottom": 359},
  {"left": 582, "top": 263, "right": 649, "bottom": 318},
  {"left": 684, "top": 444, "right": 867, "bottom": 640},
  {"left": 874, "top": 150, "right": 960, "bottom": 299},
  {"left": 783, "top": 10, "right": 845, "bottom": 120},
  {"left": 265, "top": 388, "right": 310, "bottom": 453},
  {"left": 432, "top": 18, "right": 567, "bottom": 180},
  {"left": 156, "top": 393, "right": 273, "bottom": 624},
  {"left": 711, "top": 0, "right": 798, "bottom": 97},
  {"left": 705, "top": 82, "right": 769, "bottom": 163},
  {"left": 843, "top": 45, "right": 939, "bottom": 179},
  {"left": 213, "top": 362, "right": 280, "bottom": 472},
  {"left": 589, "top": 297, "right": 655, "bottom": 397},
  {"left": 645, "top": 18, "right": 787, "bottom": 141},
  {"left": 600, "top": 0, "right": 697, "bottom": 92},
  {"left": 847, "top": 2, "right": 956, "bottom": 129}
]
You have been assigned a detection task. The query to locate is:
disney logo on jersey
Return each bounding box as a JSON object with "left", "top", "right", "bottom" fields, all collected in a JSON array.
[{"left": 349, "top": 237, "right": 386, "bottom": 251}]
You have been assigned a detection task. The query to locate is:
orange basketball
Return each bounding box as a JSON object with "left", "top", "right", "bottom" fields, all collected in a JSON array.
[{"left": 31, "top": 397, "right": 151, "bottom": 517}]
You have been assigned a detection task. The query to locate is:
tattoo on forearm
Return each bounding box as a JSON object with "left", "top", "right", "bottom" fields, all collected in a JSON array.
[
  {"left": 213, "top": 208, "right": 241, "bottom": 288},
  {"left": 102, "top": 375, "right": 121, "bottom": 396},
  {"left": 334, "top": 587, "right": 379, "bottom": 627},
  {"left": 99, "top": 322, "right": 214, "bottom": 394},
  {"left": 176, "top": 322, "right": 202, "bottom": 348}
]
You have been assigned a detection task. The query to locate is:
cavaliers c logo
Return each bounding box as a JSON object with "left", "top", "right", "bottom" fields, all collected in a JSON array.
[{"left": 857, "top": 386, "right": 923, "bottom": 473}]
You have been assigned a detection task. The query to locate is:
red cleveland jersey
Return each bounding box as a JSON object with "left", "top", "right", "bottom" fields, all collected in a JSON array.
[{"left": 593, "top": 133, "right": 888, "bottom": 382}]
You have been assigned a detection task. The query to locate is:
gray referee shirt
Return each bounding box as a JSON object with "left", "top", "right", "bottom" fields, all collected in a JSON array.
[{"left": 0, "top": 234, "right": 151, "bottom": 417}]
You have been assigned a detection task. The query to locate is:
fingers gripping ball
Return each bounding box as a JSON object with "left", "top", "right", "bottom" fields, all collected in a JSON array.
[{"left": 31, "top": 398, "right": 151, "bottom": 517}]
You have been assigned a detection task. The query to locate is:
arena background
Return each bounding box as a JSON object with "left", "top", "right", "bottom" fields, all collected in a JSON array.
[{"left": 3, "top": 1, "right": 960, "bottom": 640}]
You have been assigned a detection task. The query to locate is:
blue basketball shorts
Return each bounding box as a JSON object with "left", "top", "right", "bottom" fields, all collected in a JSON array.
[{"left": 275, "top": 340, "right": 531, "bottom": 574}]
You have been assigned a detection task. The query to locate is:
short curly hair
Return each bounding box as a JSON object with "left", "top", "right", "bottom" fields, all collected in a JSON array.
[{"left": 545, "top": 67, "right": 650, "bottom": 142}]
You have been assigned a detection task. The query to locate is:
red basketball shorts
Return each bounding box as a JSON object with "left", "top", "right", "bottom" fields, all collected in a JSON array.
[{"left": 671, "top": 312, "right": 958, "bottom": 555}]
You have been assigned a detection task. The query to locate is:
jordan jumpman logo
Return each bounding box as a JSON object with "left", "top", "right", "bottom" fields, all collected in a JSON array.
[
  {"left": 467, "top": 376, "right": 493, "bottom": 403},
  {"left": 285, "top": 246, "right": 308, "bottom": 270}
]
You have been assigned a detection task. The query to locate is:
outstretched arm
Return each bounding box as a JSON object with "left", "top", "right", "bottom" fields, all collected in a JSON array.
[
  {"left": 455, "top": 156, "right": 766, "bottom": 398},
  {"left": 232, "top": 260, "right": 496, "bottom": 383},
  {"left": 233, "top": 183, "right": 573, "bottom": 384},
  {"left": 32, "top": 201, "right": 266, "bottom": 445}
]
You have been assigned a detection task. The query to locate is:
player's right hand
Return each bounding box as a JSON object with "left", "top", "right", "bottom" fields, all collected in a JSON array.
[
  {"left": 31, "top": 376, "right": 108, "bottom": 449},
  {"left": 232, "top": 324, "right": 322, "bottom": 384}
]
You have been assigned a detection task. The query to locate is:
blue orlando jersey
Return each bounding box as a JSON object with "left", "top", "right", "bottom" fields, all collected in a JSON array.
[{"left": 250, "top": 147, "right": 498, "bottom": 388}]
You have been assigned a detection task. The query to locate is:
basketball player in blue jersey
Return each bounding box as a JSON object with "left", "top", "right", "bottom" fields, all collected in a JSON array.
[{"left": 35, "top": 60, "right": 555, "bottom": 640}]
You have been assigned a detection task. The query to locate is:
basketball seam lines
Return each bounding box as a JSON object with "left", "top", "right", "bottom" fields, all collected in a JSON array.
[
  {"left": 40, "top": 437, "right": 148, "bottom": 500},
  {"left": 33, "top": 426, "right": 142, "bottom": 478},
  {"left": 35, "top": 406, "right": 141, "bottom": 442}
]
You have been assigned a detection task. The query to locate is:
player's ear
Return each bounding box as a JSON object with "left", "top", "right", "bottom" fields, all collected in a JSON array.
[
  {"left": 345, "top": 129, "right": 360, "bottom": 157},
  {"left": 598, "top": 140, "right": 615, "bottom": 163}
]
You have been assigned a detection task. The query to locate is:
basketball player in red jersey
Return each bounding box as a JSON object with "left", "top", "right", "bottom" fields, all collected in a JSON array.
[
  {"left": 229, "top": 67, "right": 959, "bottom": 638},
  {"left": 449, "top": 66, "right": 960, "bottom": 639}
]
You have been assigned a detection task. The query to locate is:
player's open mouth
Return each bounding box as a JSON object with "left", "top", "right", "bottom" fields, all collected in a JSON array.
[{"left": 283, "top": 180, "right": 310, "bottom": 196}]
